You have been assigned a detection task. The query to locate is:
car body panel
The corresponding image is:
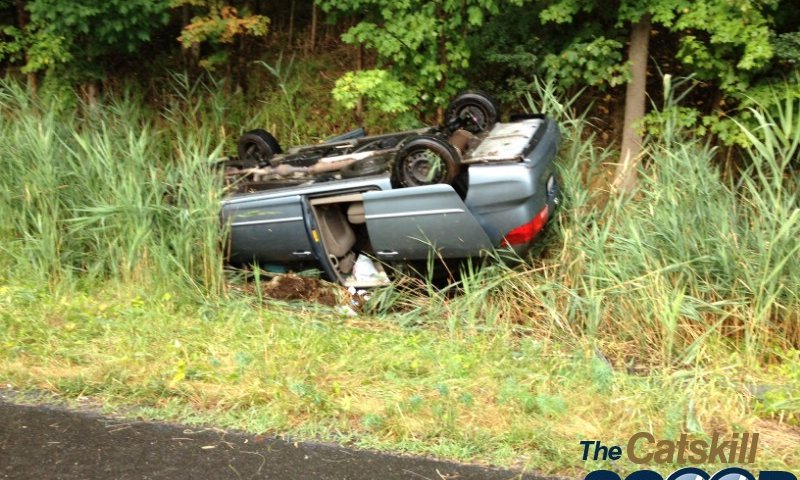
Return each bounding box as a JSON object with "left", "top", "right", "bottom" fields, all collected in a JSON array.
[
  {"left": 465, "top": 118, "right": 544, "bottom": 163},
  {"left": 226, "top": 195, "right": 312, "bottom": 263},
  {"left": 363, "top": 184, "right": 493, "bottom": 261},
  {"left": 221, "top": 116, "right": 562, "bottom": 281}
]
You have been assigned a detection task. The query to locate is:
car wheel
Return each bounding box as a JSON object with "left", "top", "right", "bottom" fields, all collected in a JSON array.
[
  {"left": 237, "top": 129, "right": 282, "bottom": 166},
  {"left": 392, "top": 135, "right": 461, "bottom": 188},
  {"left": 445, "top": 90, "right": 499, "bottom": 134},
  {"left": 340, "top": 156, "right": 390, "bottom": 178}
]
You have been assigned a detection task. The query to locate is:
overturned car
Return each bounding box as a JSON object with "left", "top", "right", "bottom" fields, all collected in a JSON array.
[{"left": 221, "top": 91, "right": 561, "bottom": 287}]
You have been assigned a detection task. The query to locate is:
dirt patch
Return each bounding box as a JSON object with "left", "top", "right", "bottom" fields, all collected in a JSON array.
[{"left": 262, "top": 273, "right": 339, "bottom": 306}]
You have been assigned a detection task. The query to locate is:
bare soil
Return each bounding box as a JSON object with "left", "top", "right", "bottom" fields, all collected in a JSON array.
[{"left": 261, "top": 274, "right": 339, "bottom": 306}]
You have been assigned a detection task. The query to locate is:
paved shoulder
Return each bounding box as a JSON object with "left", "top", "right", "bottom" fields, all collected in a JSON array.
[{"left": 0, "top": 401, "right": 548, "bottom": 480}]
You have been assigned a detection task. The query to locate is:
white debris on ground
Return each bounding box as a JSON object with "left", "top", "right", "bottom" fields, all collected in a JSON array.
[{"left": 349, "top": 254, "right": 390, "bottom": 287}]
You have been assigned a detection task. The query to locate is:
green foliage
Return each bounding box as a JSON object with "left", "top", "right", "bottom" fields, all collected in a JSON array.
[
  {"left": 0, "top": 1, "right": 273, "bottom": 85},
  {"left": 754, "top": 350, "right": 800, "bottom": 425},
  {"left": 0, "top": 26, "right": 24, "bottom": 62},
  {"left": 319, "top": 0, "right": 518, "bottom": 113},
  {"left": 531, "top": 0, "right": 799, "bottom": 149},
  {"left": 539, "top": 0, "right": 594, "bottom": 24},
  {"left": 673, "top": 0, "right": 775, "bottom": 76},
  {"left": 644, "top": 105, "right": 700, "bottom": 139},
  {"left": 736, "top": 90, "right": 800, "bottom": 172},
  {"left": 648, "top": 71, "right": 800, "bottom": 149},
  {"left": 24, "top": 0, "right": 171, "bottom": 78},
  {"left": 542, "top": 37, "right": 628, "bottom": 89},
  {"left": 464, "top": 4, "right": 547, "bottom": 103},
  {"left": 332, "top": 69, "right": 418, "bottom": 113},
  {"left": 0, "top": 24, "right": 71, "bottom": 73},
  {"left": 642, "top": 74, "right": 702, "bottom": 140},
  {"left": 177, "top": 1, "right": 269, "bottom": 71},
  {"left": 538, "top": 0, "right": 782, "bottom": 93},
  {"left": 28, "top": 0, "right": 170, "bottom": 55},
  {"left": 773, "top": 32, "right": 800, "bottom": 64}
]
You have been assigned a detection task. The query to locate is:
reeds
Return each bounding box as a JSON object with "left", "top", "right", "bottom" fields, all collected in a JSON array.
[{"left": 0, "top": 79, "right": 227, "bottom": 295}]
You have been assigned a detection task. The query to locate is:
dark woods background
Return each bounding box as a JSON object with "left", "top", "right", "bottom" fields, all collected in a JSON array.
[{"left": 1, "top": 0, "right": 798, "bottom": 151}]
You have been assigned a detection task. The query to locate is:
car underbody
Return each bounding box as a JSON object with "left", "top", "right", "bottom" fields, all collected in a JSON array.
[{"left": 220, "top": 92, "right": 561, "bottom": 287}]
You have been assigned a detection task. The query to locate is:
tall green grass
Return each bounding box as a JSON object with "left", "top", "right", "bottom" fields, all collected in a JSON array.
[
  {"left": 0, "top": 79, "right": 227, "bottom": 296},
  {"left": 371, "top": 79, "right": 800, "bottom": 366},
  {"left": 0, "top": 62, "right": 407, "bottom": 299}
]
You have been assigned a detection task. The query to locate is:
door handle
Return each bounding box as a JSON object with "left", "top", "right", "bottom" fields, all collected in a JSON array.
[
  {"left": 292, "top": 250, "right": 313, "bottom": 256},
  {"left": 376, "top": 250, "right": 399, "bottom": 256}
]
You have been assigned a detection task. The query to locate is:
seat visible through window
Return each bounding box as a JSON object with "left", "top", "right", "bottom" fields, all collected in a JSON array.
[{"left": 315, "top": 205, "right": 356, "bottom": 257}]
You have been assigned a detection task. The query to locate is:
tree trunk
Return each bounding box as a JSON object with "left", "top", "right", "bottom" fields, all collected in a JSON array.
[
  {"left": 15, "top": 0, "right": 37, "bottom": 93},
  {"left": 614, "top": 13, "right": 651, "bottom": 194},
  {"left": 355, "top": 44, "right": 364, "bottom": 123},
  {"left": 308, "top": 1, "right": 317, "bottom": 54},
  {"left": 288, "top": 0, "right": 295, "bottom": 46},
  {"left": 181, "top": 5, "right": 201, "bottom": 69},
  {"left": 81, "top": 81, "right": 98, "bottom": 110},
  {"left": 435, "top": 2, "right": 446, "bottom": 124}
]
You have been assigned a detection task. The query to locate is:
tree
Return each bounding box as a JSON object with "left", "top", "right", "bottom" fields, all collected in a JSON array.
[
  {"left": 0, "top": 0, "right": 272, "bottom": 96},
  {"left": 317, "top": 0, "right": 519, "bottom": 117},
  {"left": 27, "top": 0, "right": 171, "bottom": 76},
  {"left": 1, "top": 0, "right": 171, "bottom": 98},
  {"left": 176, "top": 0, "right": 269, "bottom": 86},
  {"left": 616, "top": 13, "right": 650, "bottom": 193},
  {"left": 538, "top": 0, "right": 784, "bottom": 192},
  {"left": 0, "top": 0, "right": 71, "bottom": 91}
]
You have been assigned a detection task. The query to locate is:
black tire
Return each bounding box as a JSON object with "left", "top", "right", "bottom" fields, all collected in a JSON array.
[
  {"left": 340, "top": 156, "right": 390, "bottom": 178},
  {"left": 391, "top": 135, "right": 461, "bottom": 188},
  {"left": 444, "top": 90, "right": 499, "bottom": 134},
  {"left": 237, "top": 129, "right": 282, "bottom": 166}
]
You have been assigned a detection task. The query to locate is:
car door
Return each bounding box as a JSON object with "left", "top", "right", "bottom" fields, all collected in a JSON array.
[
  {"left": 224, "top": 195, "right": 315, "bottom": 264},
  {"left": 363, "top": 184, "right": 492, "bottom": 261}
]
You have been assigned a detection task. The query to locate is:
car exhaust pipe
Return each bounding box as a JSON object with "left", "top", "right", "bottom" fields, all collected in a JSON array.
[{"left": 238, "top": 148, "right": 396, "bottom": 178}]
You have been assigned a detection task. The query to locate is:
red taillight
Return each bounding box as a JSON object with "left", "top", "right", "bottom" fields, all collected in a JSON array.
[{"left": 500, "top": 206, "right": 549, "bottom": 247}]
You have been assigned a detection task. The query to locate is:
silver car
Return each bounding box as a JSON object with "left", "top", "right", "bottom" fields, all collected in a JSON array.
[{"left": 221, "top": 92, "right": 561, "bottom": 287}]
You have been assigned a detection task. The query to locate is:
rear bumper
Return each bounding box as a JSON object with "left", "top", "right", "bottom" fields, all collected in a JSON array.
[
  {"left": 504, "top": 173, "right": 559, "bottom": 255},
  {"left": 463, "top": 117, "right": 560, "bottom": 249}
]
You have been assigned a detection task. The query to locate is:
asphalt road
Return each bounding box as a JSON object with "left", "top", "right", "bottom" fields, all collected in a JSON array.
[{"left": 0, "top": 400, "right": 546, "bottom": 480}]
